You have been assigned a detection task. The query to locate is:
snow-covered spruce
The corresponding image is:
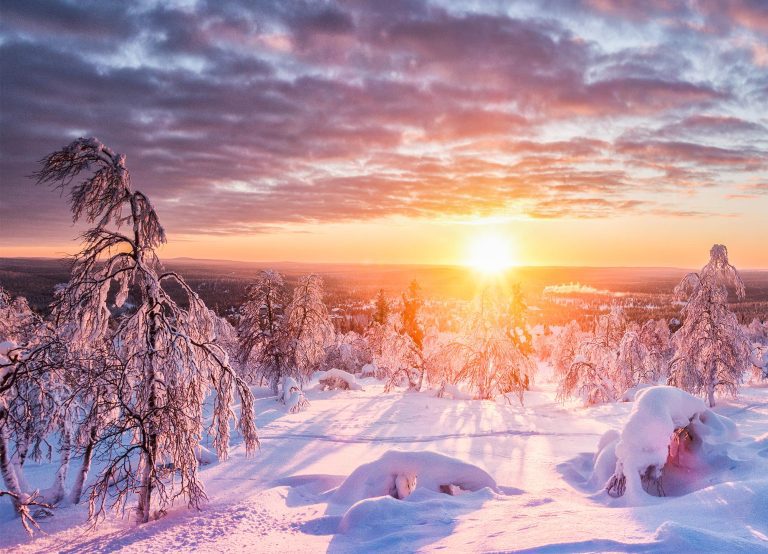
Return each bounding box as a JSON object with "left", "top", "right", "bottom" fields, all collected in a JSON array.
[
  {"left": 331, "top": 450, "right": 498, "bottom": 506},
  {"left": 605, "top": 386, "right": 738, "bottom": 501},
  {"left": 669, "top": 244, "right": 751, "bottom": 407}
]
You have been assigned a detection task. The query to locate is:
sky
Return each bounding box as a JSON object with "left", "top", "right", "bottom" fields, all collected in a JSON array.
[{"left": 0, "top": 0, "right": 766, "bottom": 268}]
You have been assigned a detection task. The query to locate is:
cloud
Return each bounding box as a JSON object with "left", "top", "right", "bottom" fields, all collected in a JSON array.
[{"left": 0, "top": 0, "right": 765, "bottom": 244}]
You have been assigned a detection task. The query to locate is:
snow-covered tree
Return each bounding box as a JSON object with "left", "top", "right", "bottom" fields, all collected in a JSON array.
[
  {"left": 0, "top": 287, "right": 61, "bottom": 532},
  {"left": 370, "top": 322, "right": 423, "bottom": 390},
  {"left": 551, "top": 320, "right": 581, "bottom": 377},
  {"left": 35, "top": 137, "right": 258, "bottom": 523},
  {"left": 372, "top": 289, "right": 390, "bottom": 326},
  {"left": 638, "top": 319, "right": 672, "bottom": 378},
  {"left": 746, "top": 318, "right": 767, "bottom": 345},
  {"left": 282, "top": 274, "right": 334, "bottom": 386},
  {"left": 558, "top": 307, "right": 628, "bottom": 405},
  {"left": 668, "top": 245, "right": 751, "bottom": 407},
  {"left": 429, "top": 287, "right": 534, "bottom": 403},
  {"left": 322, "top": 331, "right": 371, "bottom": 375},
  {"left": 237, "top": 270, "right": 288, "bottom": 390},
  {"left": 401, "top": 280, "right": 425, "bottom": 352}
]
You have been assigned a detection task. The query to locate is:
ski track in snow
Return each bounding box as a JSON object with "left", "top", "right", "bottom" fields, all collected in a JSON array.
[{"left": 258, "top": 429, "right": 601, "bottom": 444}]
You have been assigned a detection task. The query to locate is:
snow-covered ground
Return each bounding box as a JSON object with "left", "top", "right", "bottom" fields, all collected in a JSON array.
[{"left": 2, "top": 378, "right": 768, "bottom": 553}]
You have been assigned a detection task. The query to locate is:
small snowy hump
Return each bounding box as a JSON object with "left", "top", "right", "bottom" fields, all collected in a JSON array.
[{"left": 331, "top": 450, "right": 498, "bottom": 506}]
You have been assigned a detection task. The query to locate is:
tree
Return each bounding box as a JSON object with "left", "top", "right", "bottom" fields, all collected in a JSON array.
[
  {"left": 322, "top": 331, "right": 371, "bottom": 375},
  {"left": 282, "top": 274, "right": 334, "bottom": 386},
  {"left": 0, "top": 288, "right": 60, "bottom": 532},
  {"left": 558, "top": 307, "right": 629, "bottom": 405},
  {"left": 372, "top": 289, "right": 390, "bottom": 326},
  {"left": 503, "top": 283, "right": 533, "bottom": 357},
  {"left": 237, "top": 270, "right": 288, "bottom": 391},
  {"left": 668, "top": 244, "right": 751, "bottom": 407},
  {"left": 552, "top": 320, "right": 581, "bottom": 377},
  {"left": 34, "top": 137, "right": 258, "bottom": 523},
  {"left": 429, "top": 286, "right": 534, "bottom": 403}
]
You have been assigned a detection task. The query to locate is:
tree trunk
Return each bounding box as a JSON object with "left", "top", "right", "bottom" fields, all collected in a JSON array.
[
  {"left": 11, "top": 434, "right": 30, "bottom": 493},
  {"left": 49, "top": 426, "right": 72, "bottom": 504},
  {"left": 137, "top": 438, "right": 156, "bottom": 523},
  {"left": 138, "top": 297, "right": 160, "bottom": 524},
  {"left": 0, "top": 422, "right": 23, "bottom": 515},
  {"left": 70, "top": 425, "right": 97, "bottom": 505}
]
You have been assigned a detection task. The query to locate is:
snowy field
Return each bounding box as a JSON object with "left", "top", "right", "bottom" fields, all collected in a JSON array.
[{"left": 2, "top": 376, "right": 768, "bottom": 553}]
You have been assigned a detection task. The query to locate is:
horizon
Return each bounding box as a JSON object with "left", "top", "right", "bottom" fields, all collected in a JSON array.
[{"left": 3, "top": 253, "right": 768, "bottom": 273}]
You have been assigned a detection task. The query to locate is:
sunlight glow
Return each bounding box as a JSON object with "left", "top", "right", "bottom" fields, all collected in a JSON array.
[{"left": 465, "top": 232, "right": 516, "bottom": 274}]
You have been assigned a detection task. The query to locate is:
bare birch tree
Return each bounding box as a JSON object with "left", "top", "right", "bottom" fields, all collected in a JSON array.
[
  {"left": 34, "top": 137, "right": 258, "bottom": 523},
  {"left": 237, "top": 270, "right": 288, "bottom": 391}
]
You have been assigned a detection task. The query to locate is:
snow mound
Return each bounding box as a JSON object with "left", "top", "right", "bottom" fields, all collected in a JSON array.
[
  {"left": 607, "top": 385, "right": 739, "bottom": 501},
  {"left": 337, "top": 486, "right": 496, "bottom": 539},
  {"left": 317, "top": 368, "right": 363, "bottom": 391},
  {"left": 331, "top": 450, "right": 498, "bottom": 506}
]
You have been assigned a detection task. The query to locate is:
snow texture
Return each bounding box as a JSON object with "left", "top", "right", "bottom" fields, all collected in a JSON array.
[
  {"left": 317, "top": 368, "right": 363, "bottom": 391},
  {"left": 331, "top": 449, "right": 498, "bottom": 506}
]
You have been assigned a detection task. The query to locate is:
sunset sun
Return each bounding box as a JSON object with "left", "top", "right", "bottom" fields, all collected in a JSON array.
[{"left": 466, "top": 233, "right": 516, "bottom": 274}]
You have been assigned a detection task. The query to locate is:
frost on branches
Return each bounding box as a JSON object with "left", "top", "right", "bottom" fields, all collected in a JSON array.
[
  {"left": 557, "top": 307, "right": 669, "bottom": 406},
  {"left": 668, "top": 244, "right": 751, "bottom": 407},
  {"left": 34, "top": 138, "right": 259, "bottom": 524},
  {"left": 0, "top": 287, "right": 60, "bottom": 532},
  {"left": 237, "top": 270, "right": 289, "bottom": 391},
  {"left": 429, "top": 285, "right": 534, "bottom": 403},
  {"left": 364, "top": 281, "right": 426, "bottom": 391}
]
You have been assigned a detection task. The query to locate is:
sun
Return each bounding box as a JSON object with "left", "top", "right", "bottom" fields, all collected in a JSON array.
[{"left": 465, "top": 233, "right": 516, "bottom": 274}]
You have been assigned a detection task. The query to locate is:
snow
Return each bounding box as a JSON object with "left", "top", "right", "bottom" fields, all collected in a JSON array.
[
  {"left": 316, "top": 368, "right": 363, "bottom": 391},
  {"left": 2, "top": 379, "right": 768, "bottom": 552},
  {"left": 608, "top": 386, "right": 739, "bottom": 502},
  {"left": 331, "top": 450, "right": 497, "bottom": 505},
  {"left": 279, "top": 376, "right": 308, "bottom": 413}
]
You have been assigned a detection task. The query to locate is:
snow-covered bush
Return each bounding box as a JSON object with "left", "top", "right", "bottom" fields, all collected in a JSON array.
[
  {"left": 279, "top": 376, "right": 309, "bottom": 413},
  {"left": 745, "top": 318, "right": 767, "bottom": 345},
  {"left": 317, "top": 368, "right": 364, "bottom": 391},
  {"left": 668, "top": 244, "right": 751, "bottom": 407},
  {"left": 322, "top": 331, "right": 371, "bottom": 375},
  {"left": 605, "top": 386, "right": 738, "bottom": 501}
]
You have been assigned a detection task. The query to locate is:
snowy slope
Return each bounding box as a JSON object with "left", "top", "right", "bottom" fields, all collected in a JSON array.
[{"left": 2, "top": 379, "right": 768, "bottom": 553}]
